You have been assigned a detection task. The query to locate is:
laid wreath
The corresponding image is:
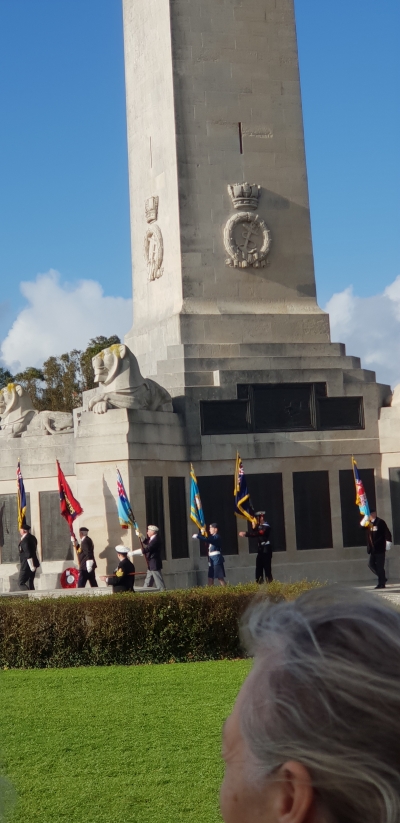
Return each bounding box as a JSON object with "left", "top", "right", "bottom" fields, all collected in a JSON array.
[{"left": 60, "top": 567, "right": 79, "bottom": 589}]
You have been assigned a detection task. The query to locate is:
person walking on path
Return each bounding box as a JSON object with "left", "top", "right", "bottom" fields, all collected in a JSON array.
[
  {"left": 193, "top": 523, "right": 226, "bottom": 586},
  {"left": 18, "top": 525, "right": 40, "bottom": 591},
  {"left": 362, "top": 510, "right": 392, "bottom": 589},
  {"left": 100, "top": 546, "right": 135, "bottom": 593},
  {"left": 132, "top": 526, "right": 166, "bottom": 590},
  {"left": 239, "top": 511, "right": 273, "bottom": 584},
  {"left": 74, "top": 527, "right": 98, "bottom": 588}
]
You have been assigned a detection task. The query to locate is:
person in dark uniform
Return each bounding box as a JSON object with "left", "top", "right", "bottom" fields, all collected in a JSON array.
[
  {"left": 192, "top": 523, "right": 226, "bottom": 586},
  {"left": 101, "top": 546, "right": 135, "bottom": 593},
  {"left": 362, "top": 510, "right": 392, "bottom": 589},
  {"left": 239, "top": 512, "right": 273, "bottom": 584},
  {"left": 18, "top": 525, "right": 40, "bottom": 591},
  {"left": 73, "top": 527, "right": 98, "bottom": 588}
]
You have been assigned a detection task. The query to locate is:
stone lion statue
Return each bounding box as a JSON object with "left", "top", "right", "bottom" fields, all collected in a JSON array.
[
  {"left": 0, "top": 383, "right": 73, "bottom": 438},
  {"left": 88, "top": 343, "right": 173, "bottom": 414},
  {"left": 0, "top": 383, "right": 36, "bottom": 438}
]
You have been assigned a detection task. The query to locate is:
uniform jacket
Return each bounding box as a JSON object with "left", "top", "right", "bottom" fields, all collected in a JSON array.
[
  {"left": 243, "top": 522, "right": 272, "bottom": 554},
  {"left": 18, "top": 533, "right": 40, "bottom": 571},
  {"left": 196, "top": 533, "right": 225, "bottom": 566},
  {"left": 107, "top": 557, "right": 135, "bottom": 591},
  {"left": 366, "top": 517, "right": 392, "bottom": 555},
  {"left": 76, "top": 536, "right": 97, "bottom": 571},
  {"left": 142, "top": 533, "right": 163, "bottom": 571}
]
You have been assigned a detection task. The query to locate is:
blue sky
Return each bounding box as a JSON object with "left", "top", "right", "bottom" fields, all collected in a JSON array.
[{"left": 0, "top": 0, "right": 399, "bottom": 378}]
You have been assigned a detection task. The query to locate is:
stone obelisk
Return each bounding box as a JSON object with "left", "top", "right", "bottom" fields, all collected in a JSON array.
[{"left": 122, "top": 0, "right": 329, "bottom": 390}]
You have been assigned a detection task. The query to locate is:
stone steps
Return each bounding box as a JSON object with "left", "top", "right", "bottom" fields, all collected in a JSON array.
[{"left": 156, "top": 355, "right": 361, "bottom": 375}]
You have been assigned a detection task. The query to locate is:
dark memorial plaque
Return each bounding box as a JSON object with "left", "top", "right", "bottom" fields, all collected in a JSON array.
[
  {"left": 318, "top": 397, "right": 364, "bottom": 430},
  {"left": 168, "top": 477, "right": 189, "bottom": 559},
  {"left": 0, "top": 493, "right": 31, "bottom": 564},
  {"left": 389, "top": 468, "right": 400, "bottom": 545},
  {"left": 200, "top": 400, "right": 249, "bottom": 435},
  {"left": 252, "top": 384, "right": 314, "bottom": 432},
  {"left": 145, "top": 477, "right": 166, "bottom": 559},
  {"left": 39, "top": 491, "right": 73, "bottom": 561},
  {"left": 197, "top": 475, "right": 238, "bottom": 556},
  {"left": 293, "top": 471, "right": 333, "bottom": 550},
  {"left": 339, "top": 468, "right": 376, "bottom": 548},
  {"left": 246, "top": 474, "right": 286, "bottom": 553}
]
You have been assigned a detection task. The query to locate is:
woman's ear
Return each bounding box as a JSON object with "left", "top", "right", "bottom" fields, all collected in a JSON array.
[{"left": 273, "top": 761, "right": 314, "bottom": 823}]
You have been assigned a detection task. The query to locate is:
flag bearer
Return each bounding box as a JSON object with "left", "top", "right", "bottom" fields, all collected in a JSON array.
[
  {"left": 73, "top": 527, "right": 98, "bottom": 588},
  {"left": 239, "top": 512, "right": 273, "bottom": 584},
  {"left": 193, "top": 523, "right": 226, "bottom": 586}
]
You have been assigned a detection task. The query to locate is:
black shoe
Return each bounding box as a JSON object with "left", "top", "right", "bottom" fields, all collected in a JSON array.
[{"left": 375, "top": 584, "right": 385, "bottom": 589}]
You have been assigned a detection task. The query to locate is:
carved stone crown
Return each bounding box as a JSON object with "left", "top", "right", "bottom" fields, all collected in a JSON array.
[
  {"left": 228, "top": 182, "right": 260, "bottom": 210},
  {"left": 145, "top": 195, "right": 159, "bottom": 223}
]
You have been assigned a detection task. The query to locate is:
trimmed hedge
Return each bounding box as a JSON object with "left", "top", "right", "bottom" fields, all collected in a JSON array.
[{"left": 0, "top": 581, "right": 320, "bottom": 669}]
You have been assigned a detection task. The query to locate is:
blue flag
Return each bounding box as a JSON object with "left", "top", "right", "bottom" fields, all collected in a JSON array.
[
  {"left": 117, "top": 468, "right": 140, "bottom": 533},
  {"left": 234, "top": 453, "right": 257, "bottom": 528},
  {"left": 190, "top": 464, "right": 207, "bottom": 536}
]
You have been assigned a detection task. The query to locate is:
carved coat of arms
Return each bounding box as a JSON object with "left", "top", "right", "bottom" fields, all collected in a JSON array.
[
  {"left": 224, "top": 183, "right": 271, "bottom": 269},
  {"left": 144, "top": 196, "right": 164, "bottom": 281}
]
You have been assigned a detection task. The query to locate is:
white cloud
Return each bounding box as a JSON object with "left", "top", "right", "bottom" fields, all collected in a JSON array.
[
  {"left": 325, "top": 275, "right": 400, "bottom": 389},
  {"left": 1, "top": 270, "right": 132, "bottom": 372}
]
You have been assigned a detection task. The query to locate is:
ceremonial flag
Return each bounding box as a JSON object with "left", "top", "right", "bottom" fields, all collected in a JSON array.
[
  {"left": 57, "top": 459, "right": 83, "bottom": 536},
  {"left": 17, "top": 461, "right": 27, "bottom": 529},
  {"left": 234, "top": 453, "right": 257, "bottom": 528},
  {"left": 117, "top": 468, "right": 140, "bottom": 534},
  {"left": 190, "top": 464, "right": 207, "bottom": 536},
  {"left": 352, "top": 457, "right": 370, "bottom": 520}
]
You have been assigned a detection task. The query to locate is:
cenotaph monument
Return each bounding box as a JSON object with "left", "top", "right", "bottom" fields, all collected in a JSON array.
[{"left": 1, "top": 0, "right": 400, "bottom": 591}]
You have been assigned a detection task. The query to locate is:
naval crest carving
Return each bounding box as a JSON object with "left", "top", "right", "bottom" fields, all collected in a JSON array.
[
  {"left": 224, "top": 183, "right": 271, "bottom": 269},
  {"left": 144, "top": 195, "right": 164, "bottom": 281}
]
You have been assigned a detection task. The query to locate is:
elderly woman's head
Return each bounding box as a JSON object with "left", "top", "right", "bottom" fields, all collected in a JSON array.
[{"left": 220, "top": 587, "right": 400, "bottom": 823}]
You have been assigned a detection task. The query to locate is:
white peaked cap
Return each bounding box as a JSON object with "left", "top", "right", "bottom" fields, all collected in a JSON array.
[
  {"left": 115, "top": 545, "right": 129, "bottom": 554},
  {"left": 147, "top": 525, "right": 159, "bottom": 532}
]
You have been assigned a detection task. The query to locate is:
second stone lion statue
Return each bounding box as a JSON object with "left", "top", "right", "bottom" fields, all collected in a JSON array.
[{"left": 88, "top": 343, "right": 173, "bottom": 414}]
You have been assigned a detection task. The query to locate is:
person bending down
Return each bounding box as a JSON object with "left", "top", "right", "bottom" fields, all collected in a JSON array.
[
  {"left": 100, "top": 545, "right": 135, "bottom": 593},
  {"left": 193, "top": 523, "right": 226, "bottom": 586}
]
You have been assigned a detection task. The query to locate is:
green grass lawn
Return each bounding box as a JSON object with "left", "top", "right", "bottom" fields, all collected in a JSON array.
[{"left": 0, "top": 660, "right": 251, "bottom": 823}]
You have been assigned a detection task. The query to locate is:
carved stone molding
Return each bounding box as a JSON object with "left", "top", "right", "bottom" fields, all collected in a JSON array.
[{"left": 224, "top": 211, "right": 271, "bottom": 269}]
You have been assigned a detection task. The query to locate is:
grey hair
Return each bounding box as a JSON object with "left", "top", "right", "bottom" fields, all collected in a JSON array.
[{"left": 240, "top": 587, "right": 400, "bottom": 823}]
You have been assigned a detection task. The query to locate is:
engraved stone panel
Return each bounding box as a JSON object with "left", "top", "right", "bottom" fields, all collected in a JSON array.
[
  {"left": 39, "top": 491, "right": 74, "bottom": 561},
  {"left": 0, "top": 494, "right": 31, "bottom": 564}
]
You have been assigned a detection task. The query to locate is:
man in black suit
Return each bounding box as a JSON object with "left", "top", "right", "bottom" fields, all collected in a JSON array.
[
  {"left": 136, "top": 525, "right": 166, "bottom": 590},
  {"left": 74, "top": 527, "right": 98, "bottom": 588},
  {"left": 362, "top": 511, "right": 392, "bottom": 589},
  {"left": 18, "top": 525, "right": 40, "bottom": 591}
]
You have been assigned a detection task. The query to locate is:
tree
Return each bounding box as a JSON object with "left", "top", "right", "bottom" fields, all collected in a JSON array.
[
  {"left": 0, "top": 367, "right": 14, "bottom": 390},
  {"left": 11, "top": 335, "right": 121, "bottom": 413}
]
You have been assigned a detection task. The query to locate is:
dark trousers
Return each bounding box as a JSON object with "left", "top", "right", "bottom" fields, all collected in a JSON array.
[
  {"left": 78, "top": 569, "right": 98, "bottom": 588},
  {"left": 256, "top": 552, "right": 273, "bottom": 584},
  {"left": 19, "top": 568, "right": 36, "bottom": 591},
  {"left": 368, "top": 552, "right": 386, "bottom": 587}
]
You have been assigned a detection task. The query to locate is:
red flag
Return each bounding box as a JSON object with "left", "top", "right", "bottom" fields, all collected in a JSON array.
[{"left": 57, "top": 460, "right": 83, "bottom": 536}]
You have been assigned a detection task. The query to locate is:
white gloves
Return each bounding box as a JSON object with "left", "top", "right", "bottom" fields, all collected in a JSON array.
[
  {"left": 360, "top": 516, "right": 369, "bottom": 527},
  {"left": 386, "top": 542, "right": 392, "bottom": 551},
  {"left": 27, "top": 558, "right": 35, "bottom": 573},
  {"left": 192, "top": 534, "right": 199, "bottom": 539},
  {"left": 129, "top": 549, "right": 143, "bottom": 556},
  {"left": 86, "top": 560, "right": 94, "bottom": 572}
]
